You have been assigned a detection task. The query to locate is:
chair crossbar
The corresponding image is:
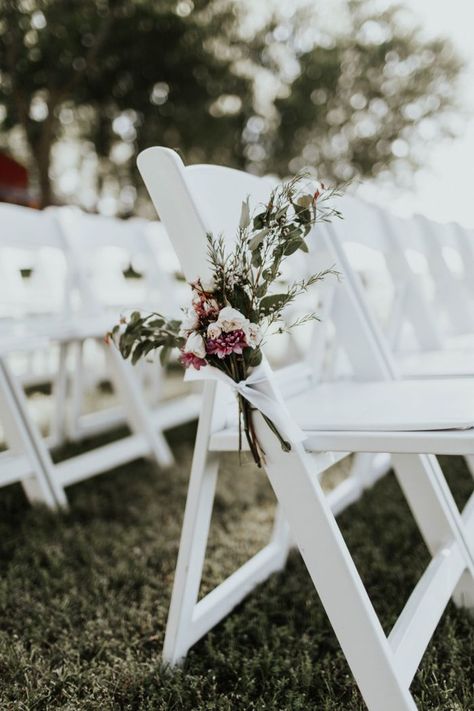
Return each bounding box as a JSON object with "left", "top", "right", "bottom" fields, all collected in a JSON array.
[
  {"left": 69, "top": 406, "right": 125, "bottom": 441},
  {"left": 172, "top": 455, "right": 385, "bottom": 662},
  {"left": 0, "top": 452, "right": 33, "bottom": 487},
  {"left": 151, "top": 393, "right": 202, "bottom": 430},
  {"left": 306, "top": 428, "right": 474, "bottom": 455},
  {"left": 70, "top": 393, "right": 201, "bottom": 443},
  {"left": 389, "top": 538, "right": 467, "bottom": 687},
  {"left": 189, "top": 540, "right": 288, "bottom": 653},
  {"left": 54, "top": 433, "right": 149, "bottom": 487}
]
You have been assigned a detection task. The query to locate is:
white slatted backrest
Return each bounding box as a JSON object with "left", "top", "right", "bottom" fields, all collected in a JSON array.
[
  {"left": 54, "top": 207, "right": 181, "bottom": 316},
  {"left": 137, "top": 148, "right": 274, "bottom": 283},
  {"left": 451, "top": 222, "right": 474, "bottom": 300},
  {"left": 408, "top": 214, "right": 474, "bottom": 336},
  {"left": 137, "top": 148, "right": 394, "bottom": 386},
  {"left": 324, "top": 198, "right": 446, "bottom": 353},
  {"left": 0, "top": 203, "right": 69, "bottom": 320}
]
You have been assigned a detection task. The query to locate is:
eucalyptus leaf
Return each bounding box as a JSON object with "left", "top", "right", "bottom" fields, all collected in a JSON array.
[
  {"left": 232, "top": 284, "right": 253, "bottom": 318},
  {"left": 283, "top": 237, "right": 305, "bottom": 256},
  {"left": 251, "top": 249, "right": 263, "bottom": 268},
  {"left": 159, "top": 346, "right": 171, "bottom": 366},
  {"left": 131, "top": 340, "right": 148, "bottom": 365},
  {"left": 247, "top": 348, "right": 263, "bottom": 367},
  {"left": 239, "top": 197, "right": 251, "bottom": 230},
  {"left": 259, "top": 293, "right": 290, "bottom": 316},
  {"left": 248, "top": 227, "right": 270, "bottom": 251}
]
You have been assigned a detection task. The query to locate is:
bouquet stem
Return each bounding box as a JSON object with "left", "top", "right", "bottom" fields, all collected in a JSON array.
[
  {"left": 239, "top": 394, "right": 264, "bottom": 467},
  {"left": 238, "top": 394, "right": 292, "bottom": 468}
]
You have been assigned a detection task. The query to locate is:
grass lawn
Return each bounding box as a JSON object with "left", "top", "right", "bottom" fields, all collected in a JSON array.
[{"left": 0, "top": 424, "right": 473, "bottom": 710}]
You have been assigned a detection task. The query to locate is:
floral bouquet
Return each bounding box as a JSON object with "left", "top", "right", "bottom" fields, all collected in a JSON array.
[{"left": 109, "top": 174, "right": 342, "bottom": 466}]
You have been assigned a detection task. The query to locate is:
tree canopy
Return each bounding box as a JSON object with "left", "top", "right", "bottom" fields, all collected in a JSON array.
[{"left": 0, "top": 0, "right": 463, "bottom": 210}]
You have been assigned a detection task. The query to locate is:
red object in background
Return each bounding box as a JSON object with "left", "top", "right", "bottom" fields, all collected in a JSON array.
[{"left": 0, "top": 152, "right": 36, "bottom": 206}]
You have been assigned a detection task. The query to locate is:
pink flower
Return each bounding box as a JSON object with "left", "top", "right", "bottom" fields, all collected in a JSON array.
[
  {"left": 206, "top": 329, "right": 248, "bottom": 359},
  {"left": 191, "top": 290, "right": 219, "bottom": 320},
  {"left": 180, "top": 351, "right": 207, "bottom": 370}
]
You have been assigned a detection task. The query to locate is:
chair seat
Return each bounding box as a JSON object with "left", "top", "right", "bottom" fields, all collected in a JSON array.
[
  {"left": 210, "top": 377, "right": 474, "bottom": 453},
  {"left": 288, "top": 379, "right": 474, "bottom": 432},
  {"left": 399, "top": 348, "right": 474, "bottom": 378},
  {"left": 0, "top": 315, "right": 112, "bottom": 355}
]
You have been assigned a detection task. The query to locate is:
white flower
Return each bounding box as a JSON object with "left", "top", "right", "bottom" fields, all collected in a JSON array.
[
  {"left": 217, "top": 306, "right": 249, "bottom": 333},
  {"left": 179, "top": 308, "right": 199, "bottom": 336},
  {"left": 207, "top": 322, "right": 222, "bottom": 340},
  {"left": 184, "top": 332, "right": 206, "bottom": 359},
  {"left": 246, "top": 322, "right": 261, "bottom": 348}
]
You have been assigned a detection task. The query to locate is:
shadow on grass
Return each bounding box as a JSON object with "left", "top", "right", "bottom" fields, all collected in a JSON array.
[{"left": 0, "top": 431, "right": 472, "bottom": 710}]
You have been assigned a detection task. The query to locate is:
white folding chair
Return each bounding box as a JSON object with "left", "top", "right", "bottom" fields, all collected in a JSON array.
[
  {"left": 319, "top": 197, "right": 474, "bottom": 482},
  {"left": 325, "top": 197, "right": 474, "bottom": 380},
  {"left": 376, "top": 207, "right": 474, "bottom": 377},
  {"left": 0, "top": 204, "right": 190, "bottom": 507},
  {"left": 0, "top": 203, "right": 76, "bottom": 449},
  {"left": 138, "top": 147, "right": 474, "bottom": 711},
  {"left": 53, "top": 208, "right": 199, "bottom": 445}
]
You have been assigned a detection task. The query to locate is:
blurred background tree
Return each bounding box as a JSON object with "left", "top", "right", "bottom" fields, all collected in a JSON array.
[{"left": 0, "top": 0, "right": 463, "bottom": 212}]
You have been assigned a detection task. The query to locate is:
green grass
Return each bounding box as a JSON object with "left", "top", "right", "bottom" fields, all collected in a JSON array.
[{"left": 0, "top": 426, "right": 473, "bottom": 710}]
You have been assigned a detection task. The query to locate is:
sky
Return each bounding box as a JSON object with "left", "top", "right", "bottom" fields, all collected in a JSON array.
[{"left": 359, "top": 0, "right": 474, "bottom": 227}]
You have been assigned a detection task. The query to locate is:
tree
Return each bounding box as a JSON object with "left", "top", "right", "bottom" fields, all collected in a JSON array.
[
  {"left": 263, "top": 1, "right": 463, "bottom": 183},
  {"left": 0, "top": 0, "right": 254, "bottom": 207},
  {"left": 0, "top": 0, "right": 463, "bottom": 210}
]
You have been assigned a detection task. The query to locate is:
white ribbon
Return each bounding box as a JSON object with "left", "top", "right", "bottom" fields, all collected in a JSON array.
[{"left": 185, "top": 361, "right": 306, "bottom": 443}]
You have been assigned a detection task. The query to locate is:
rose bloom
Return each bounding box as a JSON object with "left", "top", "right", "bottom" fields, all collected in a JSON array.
[
  {"left": 207, "top": 322, "right": 222, "bottom": 339},
  {"left": 246, "top": 322, "right": 261, "bottom": 348},
  {"left": 180, "top": 351, "right": 207, "bottom": 370},
  {"left": 179, "top": 308, "right": 200, "bottom": 337},
  {"left": 184, "top": 331, "right": 206, "bottom": 359},
  {"left": 217, "top": 306, "right": 249, "bottom": 333}
]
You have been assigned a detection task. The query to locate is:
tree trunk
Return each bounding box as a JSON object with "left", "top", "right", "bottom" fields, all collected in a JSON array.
[
  {"left": 34, "top": 146, "right": 53, "bottom": 208},
  {"left": 27, "top": 109, "right": 56, "bottom": 208}
]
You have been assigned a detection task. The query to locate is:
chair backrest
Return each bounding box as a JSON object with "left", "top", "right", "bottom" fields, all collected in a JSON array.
[
  {"left": 406, "top": 214, "right": 474, "bottom": 337},
  {"left": 137, "top": 148, "right": 395, "bottom": 388},
  {"left": 54, "top": 207, "right": 181, "bottom": 317},
  {"left": 451, "top": 222, "right": 474, "bottom": 300},
  {"left": 137, "top": 149, "right": 274, "bottom": 284},
  {"left": 0, "top": 203, "right": 70, "bottom": 321},
  {"left": 324, "top": 197, "right": 450, "bottom": 353}
]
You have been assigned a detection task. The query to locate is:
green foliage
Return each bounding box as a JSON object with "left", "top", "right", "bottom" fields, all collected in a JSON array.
[
  {"left": 0, "top": 0, "right": 463, "bottom": 209},
  {"left": 110, "top": 311, "right": 183, "bottom": 365},
  {"left": 0, "top": 0, "right": 253, "bottom": 206},
  {"left": 0, "top": 438, "right": 473, "bottom": 709},
  {"left": 270, "top": 0, "right": 463, "bottom": 182}
]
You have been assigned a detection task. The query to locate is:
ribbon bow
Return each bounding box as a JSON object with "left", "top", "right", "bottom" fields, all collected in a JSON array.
[{"left": 185, "top": 361, "right": 306, "bottom": 444}]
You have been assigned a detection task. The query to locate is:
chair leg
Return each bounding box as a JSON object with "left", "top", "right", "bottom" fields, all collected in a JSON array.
[
  {"left": 0, "top": 361, "right": 66, "bottom": 509},
  {"left": 392, "top": 453, "right": 474, "bottom": 608},
  {"left": 163, "top": 380, "right": 296, "bottom": 665},
  {"left": 465, "top": 455, "right": 474, "bottom": 480},
  {"left": 105, "top": 346, "right": 174, "bottom": 468},
  {"left": 163, "top": 383, "right": 220, "bottom": 665},
  {"left": 254, "top": 423, "right": 417, "bottom": 711},
  {"left": 50, "top": 341, "right": 69, "bottom": 447},
  {"left": 67, "top": 340, "right": 85, "bottom": 442}
]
